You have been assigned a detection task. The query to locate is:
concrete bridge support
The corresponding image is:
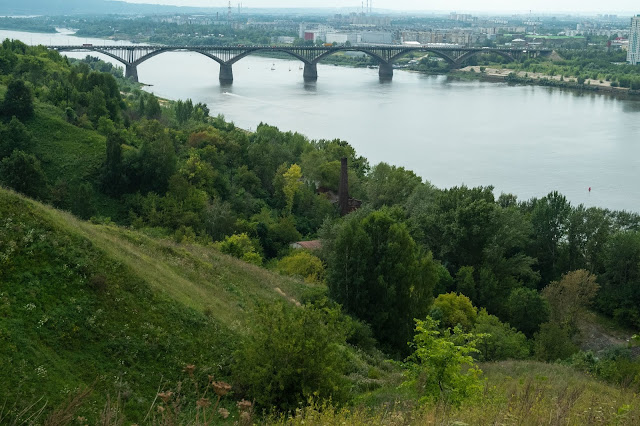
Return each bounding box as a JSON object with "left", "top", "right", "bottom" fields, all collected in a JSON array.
[
  {"left": 219, "top": 63, "right": 234, "bottom": 84},
  {"left": 303, "top": 63, "right": 318, "bottom": 82},
  {"left": 125, "top": 64, "right": 138, "bottom": 82},
  {"left": 379, "top": 62, "right": 394, "bottom": 80}
]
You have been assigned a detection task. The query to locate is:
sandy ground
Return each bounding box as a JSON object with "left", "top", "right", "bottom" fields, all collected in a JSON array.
[{"left": 460, "top": 65, "right": 615, "bottom": 89}]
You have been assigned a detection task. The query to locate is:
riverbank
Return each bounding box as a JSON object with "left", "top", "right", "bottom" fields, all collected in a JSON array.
[{"left": 449, "top": 65, "right": 640, "bottom": 97}]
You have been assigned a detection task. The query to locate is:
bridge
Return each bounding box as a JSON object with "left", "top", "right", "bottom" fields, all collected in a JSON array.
[{"left": 48, "top": 44, "right": 552, "bottom": 83}]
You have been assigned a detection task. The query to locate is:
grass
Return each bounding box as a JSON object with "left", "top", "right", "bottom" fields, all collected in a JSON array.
[
  {"left": 268, "top": 361, "right": 640, "bottom": 425},
  {"left": 0, "top": 187, "right": 320, "bottom": 423}
]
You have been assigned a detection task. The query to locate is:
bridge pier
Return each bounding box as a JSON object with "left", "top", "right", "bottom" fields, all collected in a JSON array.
[
  {"left": 379, "top": 62, "right": 394, "bottom": 80},
  {"left": 125, "top": 64, "right": 138, "bottom": 82},
  {"left": 219, "top": 63, "right": 234, "bottom": 84},
  {"left": 303, "top": 63, "right": 318, "bottom": 82}
]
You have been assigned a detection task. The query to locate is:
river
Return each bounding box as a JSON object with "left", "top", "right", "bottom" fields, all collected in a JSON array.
[{"left": 3, "top": 29, "right": 640, "bottom": 212}]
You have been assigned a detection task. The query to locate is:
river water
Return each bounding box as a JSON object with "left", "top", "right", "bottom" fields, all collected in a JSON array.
[{"left": 3, "top": 29, "right": 640, "bottom": 212}]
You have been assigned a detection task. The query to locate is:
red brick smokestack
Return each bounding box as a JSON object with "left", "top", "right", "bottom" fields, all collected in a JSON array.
[{"left": 339, "top": 157, "right": 349, "bottom": 216}]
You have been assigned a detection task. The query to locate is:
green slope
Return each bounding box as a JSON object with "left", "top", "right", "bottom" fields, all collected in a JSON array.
[{"left": 0, "top": 187, "right": 319, "bottom": 422}]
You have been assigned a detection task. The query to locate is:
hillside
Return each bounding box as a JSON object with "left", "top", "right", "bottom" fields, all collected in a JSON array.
[{"left": 0, "top": 187, "right": 320, "bottom": 422}]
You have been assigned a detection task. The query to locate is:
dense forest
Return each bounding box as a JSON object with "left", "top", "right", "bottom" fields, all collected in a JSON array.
[{"left": 1, "top": 38, "right": 640, "bottom": 423}]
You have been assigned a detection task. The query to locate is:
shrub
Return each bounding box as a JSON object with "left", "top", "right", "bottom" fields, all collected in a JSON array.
[
  {"left": 473, "top": 309, "right": 529, "bottom": 361},
  {"left": 534, "top": 322, "right": 578, "bottom": 362},
  {"left": 232, "top": 302, "right": 351, "bottom": 411},
  {"left": 404, "top": 317, "right": 485, "bottom": 406},
  {"left": 430, "top": 292, "right": 477, "bottom": 331},
  {"left": 276, "top": 250, "right": 325, "bottom": 283},
  {"left": 218, "top": 233, "right": 262, "bottom": 265}
]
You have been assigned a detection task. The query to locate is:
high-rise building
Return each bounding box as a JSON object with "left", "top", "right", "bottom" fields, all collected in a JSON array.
[{"left": 628, "top": 15, "right": 640, "bottom": 65}]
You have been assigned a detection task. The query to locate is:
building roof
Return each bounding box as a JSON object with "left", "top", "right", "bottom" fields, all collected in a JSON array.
[{"left": 291, "top": 240, "right": 323, "bottom": 250}]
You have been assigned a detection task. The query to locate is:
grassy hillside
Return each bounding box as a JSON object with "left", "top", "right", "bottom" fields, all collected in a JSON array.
[
  {"left": 272, "top": 361, "right": 640, "bottom": 425},
  {"left": 0, "top": 187, "right": 320, "bottom": 423}
]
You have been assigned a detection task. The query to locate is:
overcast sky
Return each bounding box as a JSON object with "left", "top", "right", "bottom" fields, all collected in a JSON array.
[{"left": 121, "top": 0, "right": 638, "bottom": 14}]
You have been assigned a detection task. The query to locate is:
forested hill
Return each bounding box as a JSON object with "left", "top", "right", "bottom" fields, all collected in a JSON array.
[
  {"left": 1, "top": 39, "right": 640, "bottom": 423},
  {"left": 0, "top": 0, "right": 211, "bottom": 16}
]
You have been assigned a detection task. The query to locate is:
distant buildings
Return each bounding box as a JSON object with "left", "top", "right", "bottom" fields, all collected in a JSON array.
[{"left": 629, "top": 15, "right": 640, "bottom": 65}]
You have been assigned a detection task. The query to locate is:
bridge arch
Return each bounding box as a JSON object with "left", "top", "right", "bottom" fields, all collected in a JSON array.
[
  {"left": 227, "top": 48, "right": 311, "bottom": 65},
  {"left": 312, "top": 47, "right": 387, "bottom": 65},
  {"left": 388, "top": 48, "right": 457, "bottom": 66},
  {"left": 55, "top": 47, "right": 133, "bottom": 66}
]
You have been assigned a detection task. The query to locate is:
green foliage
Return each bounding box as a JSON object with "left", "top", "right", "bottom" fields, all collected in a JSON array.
[
  {"left": 325, "top": 208, "right": 438, "bottom": 355},
  {"left": 0, "top": 150, "right": 47, "bottom": 199},
  {"left": 507, "top": 287, "right": 550, "bottom": 337},
  {"left": 404, "top": 317, "right": 485, "bottom": 406},
  {"left": 598, "top": 232, "right": 640, "bottom": 328},
  {"left": 276, "top": 250, "right": 325, "bottom": 283},
  {"left": 365, "top": 162, "right": 422, "bottom": 209},
  {"left": 0, "top": 116, "right": 32, "bottom": 158},
  {"left": 218, "top": 233, "right": 263, "bottom": 265},
  {"left": 534, "top": 322, "right": 578, "bottom": 362},
  {"left": 473, "top": 309, "right": 529, "bottom": 361},
  {"left": 232, "top": 302, "right": 351, "bottom": 411},
  {"left": 430, "top": 292, "right": 477, "bottom": 331},
  {"left": 1, "top": 78, "right": 34, "bottom": 119},
  {"left": 543, "top": 269, "right": 599, "bottom": 334},
  {"left": 282, "top": 163, "right": 303, "bottom": 215}
]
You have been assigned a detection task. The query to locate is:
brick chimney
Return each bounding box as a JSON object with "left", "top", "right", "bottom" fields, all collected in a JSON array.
[{"left": 339, "top": 157, "right": 349, "bottom": 216}]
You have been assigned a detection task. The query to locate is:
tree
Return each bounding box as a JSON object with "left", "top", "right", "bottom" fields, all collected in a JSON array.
[
  {"left": 473, "top": 309, "right": 529, "bottom": 361},
  {"left": 1, "top": 79, "right": 34, "bottom": 119},
  {"left": 533, "top": 322, "right": 578, "bottom": 362},
  {"left": 507, "top": 287, "right": 550, "bottom": 337},
  {"left": 282, "top": 163, "right": 303, "bottom": 215},
  {"left": 0, "top": 150, "right": 47, "bottom": 199},
  {"left": 598, "top": 232, "right": 640, "bottom": 327},
  {"left": 404, "top": 317, "right": 485, "bottom": 406},
  {"left": 0, "top": 116, "right": 32, "bottom": 159},
  {"left": 542, "top": 269, "right": 599, "bottom": 334},
  {"left": 145, "top": 94, "right": 162, "bottom": 119},
  {"left": 455, "top": 266, "right": 477, "bottom": 301},
  {"left": 325, "top": 209, "right": 438, "bottom": 355},
  {"left": 101, "top": 129, "right": 125, "bottom": 195},
  {"left": 430, "top": 292, "right": 477, "bottom": 331},
  {"left": 218, "top": 233, "right": 262, "bottom": 265},
  {"left": 137, "top": 120, "right": 177, "bottom": 193},
  {"left": 276, "top": 251, "right": 325, "bottom": 283},
  {"left": 365, "top": 162, "right": 422, "bottom": 209},
  {"left": 528, "top": 191, "right": 571, "bottom": 285},
  {"left": 232, "top": 302, "right": 350, "bottom": 411}
]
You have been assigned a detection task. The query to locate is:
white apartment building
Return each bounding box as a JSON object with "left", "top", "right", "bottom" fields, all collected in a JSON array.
[{"left": 628, "top": 15, "right": 640, "bottom": 65}]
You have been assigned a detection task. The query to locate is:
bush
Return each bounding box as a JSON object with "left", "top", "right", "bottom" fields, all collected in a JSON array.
[
  {"left": 534, "top": 322, "right": 578, "bottom": 362},
  {"left": 507, "top": 287, "right": 549, "bottom": 337},
  {"left": 404, "top": 317, "right": 485, "bottom": 406},
  {"left": 276, "top": 250, "right": 325, "bottom": 283},
  {"left": 430, "top": 292, "right": 477, "bottom": 331},
  {"left": 473, "top": 309, "right": 529, "bottom": 361},
  {"left": 232, "top": 302, "right": 351, "bottom": 411},
  {"left": 0, "top": 150, "right": 48, "bottom": 199},
  {"left": 218, "top": 233, "right": 263, "bottom": 265},
  {"left": 1, "top": 79, "right": 34, "bottom": 119}
]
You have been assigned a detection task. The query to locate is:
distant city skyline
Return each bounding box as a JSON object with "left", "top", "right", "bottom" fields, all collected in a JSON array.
[{"left": 120, "top": 0, "right": 638, "bottom": 14}]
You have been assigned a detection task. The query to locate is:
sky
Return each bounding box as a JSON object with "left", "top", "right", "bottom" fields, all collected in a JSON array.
[{"left": 120, "top": 0, "right": 639, "bottom": 14}]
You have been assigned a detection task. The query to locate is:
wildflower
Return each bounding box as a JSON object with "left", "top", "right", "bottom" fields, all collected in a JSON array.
[
  {"left": 212, "top": 381, "right": 232, "bottom": 397},
  {"left": 240, "top": 411, "right": 251, "bottom": 422},
  {"left": 218, "top": 408, "right": 230, "bottom": 419},
  {"left": 196, "top": 398, "right": 211, "bottom": 408},
  {"left": 157, "top": 391, "right": 173, "bottom": 403},
  {"left": 183, "top": 364, "right": 196, "bottom": 376},
  {"left": 237, "top": 399, "right": 252, "bottom": 412},
  {"left": 157, "top": 405, "right": 165, "bottom": 413}
]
